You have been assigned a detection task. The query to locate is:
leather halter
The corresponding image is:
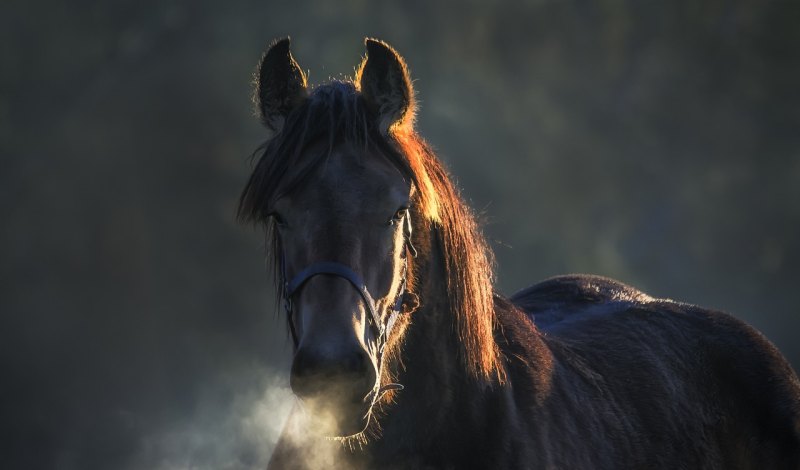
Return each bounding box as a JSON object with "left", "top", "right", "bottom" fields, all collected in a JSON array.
[
  {"left": 278, "top": 214, "right": 416, "bottom": 402},
  {"left": 282, "top": 261, "right": 405, "bottom": 349}
]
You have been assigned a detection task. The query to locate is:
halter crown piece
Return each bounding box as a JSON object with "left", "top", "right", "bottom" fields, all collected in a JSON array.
[{"left": 279, "top": 213, "right": 417, "bottom": 406}]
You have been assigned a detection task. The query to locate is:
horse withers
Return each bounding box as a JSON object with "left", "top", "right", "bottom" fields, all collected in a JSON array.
[{"left": 239, "top": 38, "right": 800, "bottom": 469}]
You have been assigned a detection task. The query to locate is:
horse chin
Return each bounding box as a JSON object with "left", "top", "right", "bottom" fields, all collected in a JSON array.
[{"left": 298, "top": 394, "right": 372, "bottom": 438}]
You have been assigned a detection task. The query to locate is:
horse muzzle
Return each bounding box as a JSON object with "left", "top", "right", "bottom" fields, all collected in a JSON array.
[{"left": 290, "top": 345, "right": 377, "bottom": 436}]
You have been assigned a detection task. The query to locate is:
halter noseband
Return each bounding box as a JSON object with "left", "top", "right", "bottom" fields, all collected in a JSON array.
[
  {"left": 279, "top": 214, "right": 416, "bottom": 404},
  {"left": 282, "top": 261, "right": 404, "bottom": 351}
]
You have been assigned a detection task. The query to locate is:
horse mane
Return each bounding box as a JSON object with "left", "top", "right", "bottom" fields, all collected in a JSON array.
[{"left": 238, "top": 81, "right": 503, "bottom": 383}]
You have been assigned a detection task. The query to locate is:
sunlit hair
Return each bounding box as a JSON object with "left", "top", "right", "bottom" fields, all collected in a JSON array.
[{"left": 238, "top": 81, "right": 504, "bottom": 383}]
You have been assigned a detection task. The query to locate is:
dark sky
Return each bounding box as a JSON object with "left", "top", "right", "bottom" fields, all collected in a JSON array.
[{"left": 2, "top": 1, "right": 799, "bottom": 468}]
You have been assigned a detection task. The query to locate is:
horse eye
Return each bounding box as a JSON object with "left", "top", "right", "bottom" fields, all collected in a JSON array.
[
  {"left": 269, "top": 212, "right": 286, "bottom": 227},
  {"left": 389, "top": 207, "right": 409, "bottom": 225}
]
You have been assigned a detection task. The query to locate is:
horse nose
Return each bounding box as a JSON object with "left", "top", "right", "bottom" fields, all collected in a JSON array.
[{"left": 290, "top": 347, "right": 374, "bottom": 399}]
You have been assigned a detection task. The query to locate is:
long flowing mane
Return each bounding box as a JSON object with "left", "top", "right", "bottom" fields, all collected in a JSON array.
[{"left": 238, "top": 81, "right": 503, "bottom": 382}]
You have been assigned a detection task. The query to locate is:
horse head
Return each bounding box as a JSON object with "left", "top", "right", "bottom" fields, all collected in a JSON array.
[{"left": 242, "top": 38, "right": 419, "bottom": 438}]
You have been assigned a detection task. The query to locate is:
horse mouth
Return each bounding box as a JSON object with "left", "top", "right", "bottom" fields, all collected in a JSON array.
[{"left": 295, "top": 389, "right": 373, "bottom": 438}]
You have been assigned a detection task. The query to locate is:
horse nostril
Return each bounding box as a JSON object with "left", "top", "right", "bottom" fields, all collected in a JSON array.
[
  {"left": 290, "top": 348, "right": 374, "bottom": 399},
  {"left": 344, "top": 350, "right": 370, "bottom": 376}
]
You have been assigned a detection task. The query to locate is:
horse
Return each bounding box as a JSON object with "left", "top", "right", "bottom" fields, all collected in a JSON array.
[{"left": 238, "top": 38, "right": 800, "bottom": 469}]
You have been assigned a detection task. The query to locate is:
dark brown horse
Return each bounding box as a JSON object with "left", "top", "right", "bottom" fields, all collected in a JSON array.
[{"left": 239, "top": 38, "right": 800, "bottom": 469}]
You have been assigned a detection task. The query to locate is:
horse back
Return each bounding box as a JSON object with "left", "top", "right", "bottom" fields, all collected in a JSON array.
[{"left": 507, "top": 274, "right": 800, "bottom": 469}]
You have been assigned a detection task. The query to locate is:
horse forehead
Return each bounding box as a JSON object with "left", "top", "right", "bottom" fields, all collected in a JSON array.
[{"left": 310, "top": 147, "right": 402, "bottom": 206}]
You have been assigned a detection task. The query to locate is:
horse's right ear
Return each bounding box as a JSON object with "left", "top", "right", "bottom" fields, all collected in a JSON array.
[{"left": 255, "top": 37, "right": 308, "bottom": 132}]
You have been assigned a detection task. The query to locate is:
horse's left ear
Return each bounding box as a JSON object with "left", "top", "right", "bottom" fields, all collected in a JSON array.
[{"left": 356, "top": 38, "right": 416, "bottom": 135}]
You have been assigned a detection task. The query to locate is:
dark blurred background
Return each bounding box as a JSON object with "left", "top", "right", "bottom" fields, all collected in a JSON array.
[{"left": 2, "top": 0, "right": 798, "bottom": 468}]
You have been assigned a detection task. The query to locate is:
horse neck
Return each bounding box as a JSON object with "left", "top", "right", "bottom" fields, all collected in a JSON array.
[
  {"left": 372, "top": 225, "right": 556, "bottom": 463},
  {"left": 375, "top": 228, "right": 497, "bottom": 453},
  {"left": 399, "top": 234, "right": 466, "bottom": 395}
]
